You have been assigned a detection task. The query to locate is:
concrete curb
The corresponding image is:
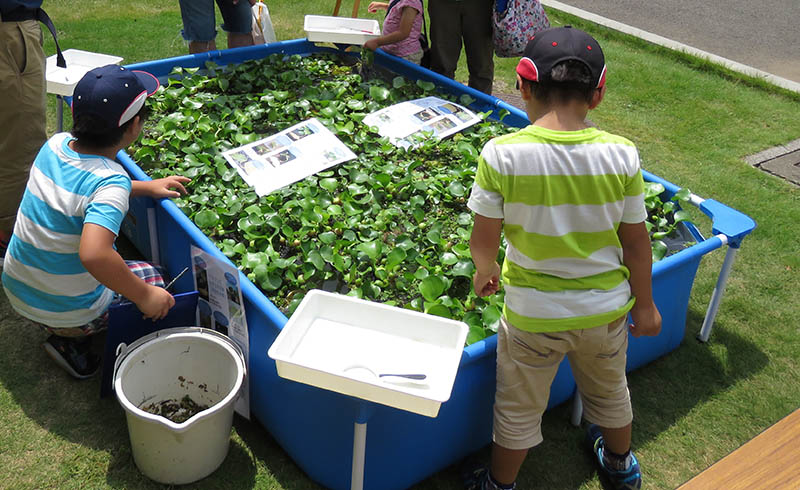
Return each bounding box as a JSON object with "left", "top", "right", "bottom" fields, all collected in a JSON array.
[{"left": 541, "top": 0, "right": 800, "bottom": 94}]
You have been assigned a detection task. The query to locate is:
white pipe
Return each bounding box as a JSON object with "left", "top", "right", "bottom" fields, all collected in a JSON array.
[
  {"left": 351, "top": 422, "right": 367, "bottom": 490},
  {"left": 697, "top": 241, "right": 738, "bottom": 343},
  {"left": 147, "top": 207, "right": 160, "bottom": 265},
  {"left": 571, "top": 392, "right": 583, "bottom": 427}
]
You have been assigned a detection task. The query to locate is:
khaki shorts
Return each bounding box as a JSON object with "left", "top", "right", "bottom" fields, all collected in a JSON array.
[{"left": 493, "top": 316, "right": 633, "bottom": 450}]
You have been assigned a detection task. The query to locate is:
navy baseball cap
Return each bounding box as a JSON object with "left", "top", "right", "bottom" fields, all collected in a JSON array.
[
  {"left": 516, "top": 26, "right": 607, "bottom": 89},
  {"left": 71, "top": 64, "right": 160, "bottom": 128}
]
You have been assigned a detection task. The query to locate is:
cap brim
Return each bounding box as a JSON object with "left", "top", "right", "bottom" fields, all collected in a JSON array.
[
  {"left": 132, "top": 70, "right": 160, "bottom": 96},
  {"left": 516, "top": 57, "right": 539, "bottom": 82}
]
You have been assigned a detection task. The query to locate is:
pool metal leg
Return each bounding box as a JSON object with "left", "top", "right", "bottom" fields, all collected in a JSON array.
[
  {"left": 697, "top": 244, "right": 740, "bottom": 343},
  {"left": 571, "top": 391, "right": 583, "bottom": 427},
  {"left": 351, "top": 421, "right": 367, "bottom": 490}
]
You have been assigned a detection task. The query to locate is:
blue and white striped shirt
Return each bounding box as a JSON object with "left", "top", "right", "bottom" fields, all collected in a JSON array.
[{"left": 2, "top": 133, "right": 131, "bottom": 328}]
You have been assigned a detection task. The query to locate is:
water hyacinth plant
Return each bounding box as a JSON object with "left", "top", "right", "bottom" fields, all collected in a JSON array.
[{"left": 133, "top": 53, "right": 692, "bottom": 345}]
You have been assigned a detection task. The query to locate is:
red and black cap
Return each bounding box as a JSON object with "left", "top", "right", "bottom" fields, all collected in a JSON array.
[
  {"left": 71, "top": 64, "right": 160, "bottom": 128},
  {"left": 516, "top": 26, "right": 607, "bottom": 89}
]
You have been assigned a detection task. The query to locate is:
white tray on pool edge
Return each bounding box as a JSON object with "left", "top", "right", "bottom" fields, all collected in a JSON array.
[
  {"left": 304, "top": 15, "right": 380, "bottom": 46},
  {"left": 268, "top": 290, "right": 468, "bottom": 417},
  {"left": 46, "top": 49, "right": 124, "bottom": 96}
]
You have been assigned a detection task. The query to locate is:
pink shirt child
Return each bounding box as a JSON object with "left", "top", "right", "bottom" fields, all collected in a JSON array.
[{"left": 377, "top": 0, "right": 423, "bottom": 57}]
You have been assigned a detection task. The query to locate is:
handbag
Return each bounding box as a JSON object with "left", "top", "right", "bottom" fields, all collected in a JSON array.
[
  {"left": 251, "top": 1, "right": 277, "bottom": 45},
  {"left": 492, "top": 0, "right": 550, "bottom": 57}
]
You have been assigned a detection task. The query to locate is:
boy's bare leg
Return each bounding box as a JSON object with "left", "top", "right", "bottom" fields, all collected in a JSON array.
[
  {"left": 490, "top": 443, "right": 529, "bottom": 485},
  {"left": 227, "top": 32, "right": 254, "bottom": 49},
  {"left": 188, "top": 40, "right": 216, "bottom": 54},
  {"left": 600, "top": 423, "right": 632, "bottom": 454}
]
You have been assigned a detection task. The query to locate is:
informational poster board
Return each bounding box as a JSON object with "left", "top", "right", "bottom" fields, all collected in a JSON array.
[
  {"left": 222, "top": 118, "right": 356, "bottom": 196},
  {"left": 191, "top": 245, "right": 250, "bottom": 419},
  {"left": 362, "top": 96, "right": 481, "bottom": 149}
]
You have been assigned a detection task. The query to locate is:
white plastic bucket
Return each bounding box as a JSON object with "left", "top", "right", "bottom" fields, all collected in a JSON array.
[{"left": 113, "top": 327, "right": 246, "bottom": 485}]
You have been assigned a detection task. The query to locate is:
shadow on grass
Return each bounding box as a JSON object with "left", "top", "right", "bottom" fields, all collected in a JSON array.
[
  {"left": 0, "top": 291, "right": 260, "bottom": 489},
  {"left": 411, "top": 308, "right": 769, "bottom": 490},
  {"left": 0, "top": 290, "right": 767, "bottom": 489}
]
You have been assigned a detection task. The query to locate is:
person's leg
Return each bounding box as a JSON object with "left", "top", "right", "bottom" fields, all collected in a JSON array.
[
  {"left": 460, "top": 0, "right": 494, "bottom": 94},
  {"left": 487, "top": 317, "right": 571, "bottom": 486},
  {"left": 569, "top": 317, "right": 640, "bottom": 488},
  {"left": 428, "top": 0, "right": 463, "bottom": 80},
  {"left": 0, "top": 20, "right": 46, "bottom": 244},
  {"left": 124, "top": 260, "right": 167, "bottom": 289},
  {"left": 216, "top": 0, "right": 254, "bottom": 50},
  {"left": 179, "top": 0, "right": 218, "bottom": 53}
]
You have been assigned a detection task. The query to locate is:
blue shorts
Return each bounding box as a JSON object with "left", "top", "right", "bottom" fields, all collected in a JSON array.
[{"left": 179, "top": 0, "right": 252, "bottom": 42}]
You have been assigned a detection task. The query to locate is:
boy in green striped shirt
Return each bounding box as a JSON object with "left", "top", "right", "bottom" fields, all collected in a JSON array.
[{"left": 465, "top": 27, "right": 661, "bottom": 490}]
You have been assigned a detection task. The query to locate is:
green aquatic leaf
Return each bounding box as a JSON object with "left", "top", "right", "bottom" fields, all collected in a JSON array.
[
  {"left": 385, "top": 247, "right": 407, "bottom": 270},
  {"left": 419, "top": 275, "right": 445, "bottom": 302}
]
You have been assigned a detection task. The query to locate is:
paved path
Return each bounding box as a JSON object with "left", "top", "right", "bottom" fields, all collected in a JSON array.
[{"left": 542, "top": 0, "right": 800, "bottom": 92}]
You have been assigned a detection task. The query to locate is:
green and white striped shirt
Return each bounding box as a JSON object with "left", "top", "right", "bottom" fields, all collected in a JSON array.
[{"left": 467, "top": 125, "right": 647, "bottom": 332}]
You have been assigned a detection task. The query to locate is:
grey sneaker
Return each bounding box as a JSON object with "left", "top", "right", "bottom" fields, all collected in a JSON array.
[{"left": 43, "top": 335, "right": 100, "bottom": 380}]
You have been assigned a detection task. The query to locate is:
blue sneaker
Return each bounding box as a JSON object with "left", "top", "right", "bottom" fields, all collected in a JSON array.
[{"left": 586, "top": 424, "right": 642, "bottom": 490}]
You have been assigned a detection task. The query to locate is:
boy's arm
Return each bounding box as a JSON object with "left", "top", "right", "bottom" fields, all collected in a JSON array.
[
  {"left": 79, "top": 223, "right": 175, "bottom": 320},
  {"left": 618, "top": 221, "right": 661, "bottom": 337},
  {"left": 469, "top": 214, "right": 503, "bottom": 297},
  {"left": 130, "top": 175, "right": 190, "bottom": 199}
]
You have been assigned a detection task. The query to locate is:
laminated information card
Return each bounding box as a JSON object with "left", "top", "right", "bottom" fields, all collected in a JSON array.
[
  {"left": 362, "top": 96, "right": 481, "bottom": 149},
  {"left": 222, "top": 118, "right": 356, "bottom": 196}
]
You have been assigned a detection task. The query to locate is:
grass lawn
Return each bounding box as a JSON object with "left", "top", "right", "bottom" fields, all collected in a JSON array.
[{"left": 2, "top": 1, "right": 799, "bottom": 489}]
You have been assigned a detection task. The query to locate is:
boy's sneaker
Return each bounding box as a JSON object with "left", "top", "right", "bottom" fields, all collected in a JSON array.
[
  {"left": 43, "top": 335, "right": 100, "bottom": 380},
  {"left": 586, "top": 424, "right": 642, "bottom": 490},
  {"left": 461, "top": 459, "right": 516, "bottom": 490},
  {"left": 462, "top": 461, "right": 489, "bottom": 490}
]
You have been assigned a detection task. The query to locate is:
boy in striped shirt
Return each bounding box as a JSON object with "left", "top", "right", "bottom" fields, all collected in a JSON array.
[
  {"left": 466, "top": 27, "right": 661, "bottom": 490},
  {"left": 1, "top": 65, "right": 189, "bottom": 379}
]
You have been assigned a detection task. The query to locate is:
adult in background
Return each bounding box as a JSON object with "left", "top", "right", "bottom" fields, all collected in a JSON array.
[
  {"left": 0, "top": 0, "right": 50, "bottom": 265},
  {"left": 179, "top": 0, "right": 256, "bottom": 54},
  {"left": 428, "top": 0, "right": 494, "bottom": 95}
]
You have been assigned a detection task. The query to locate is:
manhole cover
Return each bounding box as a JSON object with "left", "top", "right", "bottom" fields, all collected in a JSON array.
[{"left": 745, "top": 138, "right": 800, "bottom": 186}]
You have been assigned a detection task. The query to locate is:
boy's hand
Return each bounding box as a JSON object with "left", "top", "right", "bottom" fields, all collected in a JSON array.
[
  {"left": 473, "top": 262, "right": 501, "bottom": 297},
  {"left": 628, "top": 301, "right": 661, "bottom": 337},
  {"left": 136, "top": 285, "right": 176, "bottom": 321},
  {"left": 148, "top": 176, "right": 190, "bottom": 199}
]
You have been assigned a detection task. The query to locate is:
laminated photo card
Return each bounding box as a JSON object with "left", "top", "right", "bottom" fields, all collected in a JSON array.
[
  {"left": 362, "top": 96, "right": 481, "bottom": 149},
  {"left": 222, "top": 118, "right": 356, "bottom": 196}
]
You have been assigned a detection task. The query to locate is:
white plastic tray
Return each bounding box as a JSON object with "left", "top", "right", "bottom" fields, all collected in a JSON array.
[
  {"left": 46, "top": 49, "right": 124, "bottom": 96},
  {"left": 304, "top": 15, "right": 380, "bottom": 46},
  {"left": 268, "top": 290, "right": 467, "bottom": 417}
]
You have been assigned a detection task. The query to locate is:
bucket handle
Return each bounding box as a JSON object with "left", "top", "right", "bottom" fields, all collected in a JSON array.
[{"left": 112, "top": 327, "right": 247, "bottom": 397}]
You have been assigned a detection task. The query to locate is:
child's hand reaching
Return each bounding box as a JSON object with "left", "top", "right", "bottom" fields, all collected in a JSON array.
[
  {"left": 367, "top": 2, "right": 389, "bottom": 13},
  {"left": 473, "top": 262, "right": 501, "bottom": 297},
  {"left": 136, "top": 285, "right": 176, "bottom": 321},
  {"left": 132, "top": 175, "right": 191, "bottom": 199},
  {"left": 364, "top": 38, "right": 380, "bottom": 51}
]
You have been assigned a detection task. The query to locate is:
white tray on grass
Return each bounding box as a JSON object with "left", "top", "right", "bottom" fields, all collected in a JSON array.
[
  {"left": 46, "top": 49, "right": 123, "bottom": 96},
  {"left": 268, "top": 289, "right": 467, "bottom": 417},
  {"left": 304, "top": 15, "right": 380, "bottom": 46}
]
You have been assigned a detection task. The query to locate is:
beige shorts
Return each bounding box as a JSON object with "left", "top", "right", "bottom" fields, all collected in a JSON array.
[{"left": 493, "top": 316, "right": 633, "bottom": 450}]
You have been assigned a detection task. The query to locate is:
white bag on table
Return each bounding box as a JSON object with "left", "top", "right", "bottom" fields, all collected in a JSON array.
[{"left": 252, "top": 1, "right": 277, "bottom": 45}]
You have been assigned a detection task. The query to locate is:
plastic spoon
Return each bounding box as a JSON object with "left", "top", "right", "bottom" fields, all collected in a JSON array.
[{"left": 378, "top": 373, "right": 427, "bottom": 380}]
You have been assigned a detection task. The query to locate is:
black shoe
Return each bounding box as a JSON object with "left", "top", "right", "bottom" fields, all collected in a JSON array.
[{"left": 43, "top": 335, "right": 100, "bottom": 380}]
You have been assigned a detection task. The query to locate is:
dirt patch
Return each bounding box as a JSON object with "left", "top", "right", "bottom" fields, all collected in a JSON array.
[{"left": 141, "top": 395, "right": 210, "bottom": 423}]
